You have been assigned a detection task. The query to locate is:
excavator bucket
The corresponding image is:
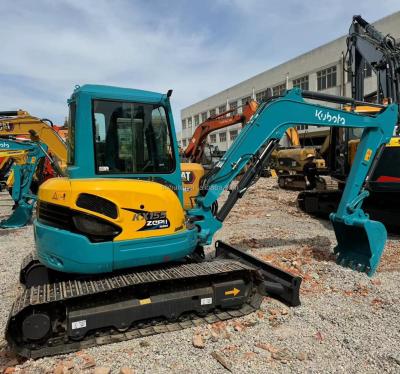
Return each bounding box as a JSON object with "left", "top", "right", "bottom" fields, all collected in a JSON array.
[
  {"left": 330, "top": 215, "right": 386, "bottom": 276},
  {"left": 0, "top": 204, "right": 33, "bottom": 228}
]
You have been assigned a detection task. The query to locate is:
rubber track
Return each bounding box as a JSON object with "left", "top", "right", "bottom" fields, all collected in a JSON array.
[{"left": 8, "top": 258, "right": 262, "bottom": 358}]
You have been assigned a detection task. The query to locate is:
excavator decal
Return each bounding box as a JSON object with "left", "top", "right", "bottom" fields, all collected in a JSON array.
[
  {"left": 181, "top": 170, "right": 195, "bottom": 184},
  {"left": 122, "top": 207, "right": 171, "bottom": 230}
]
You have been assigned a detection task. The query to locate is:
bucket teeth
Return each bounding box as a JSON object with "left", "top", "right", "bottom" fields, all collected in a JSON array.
[{"left": 335, "top": 251, "right": 375, "bottom": 276}]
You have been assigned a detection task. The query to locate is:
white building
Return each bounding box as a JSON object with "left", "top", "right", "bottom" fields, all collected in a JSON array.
[{"left": 180, "top": 12, "right": 400, "bottom": 151}]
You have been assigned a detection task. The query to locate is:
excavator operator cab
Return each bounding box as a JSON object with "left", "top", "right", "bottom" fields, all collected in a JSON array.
[{"left": 66, "top": 85, "right": 183, "bottom": 200}]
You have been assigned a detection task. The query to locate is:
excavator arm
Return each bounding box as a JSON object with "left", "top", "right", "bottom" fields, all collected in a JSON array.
[
  {"left": 348, "top": 15, "right": 400, "bottom": 104},
  {"left": 0, "top": 139, "right": 48, "bottom": 228},
  {"left": 188, "top": 89, "right": 397, "bottom": 275}
]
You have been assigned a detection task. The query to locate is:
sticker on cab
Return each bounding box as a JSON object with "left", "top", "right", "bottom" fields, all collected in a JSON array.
[
  {"left": 364, "top": 148, "right": 373, "bottom": 162},
  {"left": 71, "top": 320, "right": 86, "bottom": 330}
]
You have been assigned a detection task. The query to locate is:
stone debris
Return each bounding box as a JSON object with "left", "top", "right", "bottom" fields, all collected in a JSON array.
[
  {"left": 120, "top": 368, "right": 135, "bottom": 374},
  {"left": 211, "top": 351, "right": 232, "bottom": 372},
  {"left": 192, "top": 334, "right": 205, "bottom": 349},
  {"left": 93, "top": 367, "right": 111, "bottom": 374}
]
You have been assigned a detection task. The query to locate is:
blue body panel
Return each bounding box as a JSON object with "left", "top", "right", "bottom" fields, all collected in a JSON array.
[{"left": 35, "top": 220, "right": 197, "bottom": 274}]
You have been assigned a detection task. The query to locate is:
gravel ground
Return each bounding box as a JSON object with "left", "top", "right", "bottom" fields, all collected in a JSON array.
[{"left": 0, "top": 179, "right": 399, "bottom": 374}]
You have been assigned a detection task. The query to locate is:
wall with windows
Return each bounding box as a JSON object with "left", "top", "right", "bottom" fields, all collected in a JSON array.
[{"left": 180, "top": 12, "right": 400, "bottom": 151}]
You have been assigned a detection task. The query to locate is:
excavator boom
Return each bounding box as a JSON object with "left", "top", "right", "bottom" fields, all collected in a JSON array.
[
  {"left": 189, "top": 89, "right": 396, "bottom": 275},
  {"left": 0, "top": 110, "right": 67, "bottom": 165}
]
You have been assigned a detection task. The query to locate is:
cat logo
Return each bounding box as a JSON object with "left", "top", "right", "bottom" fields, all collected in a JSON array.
[
  {"left": 181, "top": 171, "right": 195, "bottom": 184},
  {"left": 52, "top": 192, "right": 66, "bottom": 201}
]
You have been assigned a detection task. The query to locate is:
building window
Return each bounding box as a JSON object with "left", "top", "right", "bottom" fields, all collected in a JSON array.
[
  {"left": 210, "top": 134, "right": 217, "bottom": 143},
  {"left": 256, "top": 90, "right": 270, "bottom": 102},
  {"left": 187, "top": 117, "right": 192, "bottom": 128},
  {"left": 182, "top": 139, "right": 187, "bottom": 147},
  {"left": 229, "top": 101, "right": 237, "bottom": 115},
  {"left": 230, "top": 129, "right": 238, "bottom": 141},
  {"left": 201, "top": 112, "right": 207, "bottom": 122},
  {"left": 219, "top": 132, "right": 227, "bottom": 142},
  {"left": 273, "top": 83, "right": 286, "bottom": 96},
  {"left": 209, "top": 109, "right": 216, "bottom": 117},
  {"left": 242, "top": 96, "right": 252, "bottom": 105},
  {"left": 218, "top": 104, "right": 226, "bottom": 114},
  {"left": 194, "top": 115, "right": 199, "bottom": 126},
  {"left": 182, "top": 119, "right": 186, "bottom": 129},
  {"left": 317, "top": 65, "right": 337, "bottom": 90},
  {"left": 292, "top": 75, "right": 309, "bottom": 90}
]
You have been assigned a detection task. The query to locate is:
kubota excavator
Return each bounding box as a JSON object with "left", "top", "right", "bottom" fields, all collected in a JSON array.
[
  {"left": 298, "top": 15, "right": 400, "bottom": 230},
  {"left": 5, "top": 85, "right": 397, "bottom": 358}
]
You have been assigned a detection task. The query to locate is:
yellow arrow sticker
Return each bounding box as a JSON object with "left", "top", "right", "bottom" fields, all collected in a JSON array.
[
  {"left": 139, "top": 298, "right": 151, "bottom": 305},
  {"left": 224, "top": 288, "right": 240, "bottom": 297},
  {"left": 364, "top": 148, "right": 372, "bottom": 162}
]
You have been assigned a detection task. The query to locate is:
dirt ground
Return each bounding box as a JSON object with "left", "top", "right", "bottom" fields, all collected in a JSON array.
[{"left": 0, "top": 178, "right": 399, "bottom": 373}]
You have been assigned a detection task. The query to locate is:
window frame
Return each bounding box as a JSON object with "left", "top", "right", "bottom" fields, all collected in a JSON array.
[
  {"left": 292, "top": 75, "right": 309, "bottom": 90},
  {"left": 91, "top": 98, "right": 176, "bottom": 176},
  {"left": 230, "top": 129, "right": 238, "bottom": 141},
  {"left": 317, "top": 65, "right": 337, "bottom": 90},
  {"left": 67, "top": 101, "right": 76, "bottom": 166}
]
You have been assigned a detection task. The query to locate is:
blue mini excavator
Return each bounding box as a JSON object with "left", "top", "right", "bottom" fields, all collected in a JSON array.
[
  {"left": 6, "top": 85, "right": 397, "bottom": 358},
  {"left": 0, "top": 138, "right": 49, "bottom": 228}
]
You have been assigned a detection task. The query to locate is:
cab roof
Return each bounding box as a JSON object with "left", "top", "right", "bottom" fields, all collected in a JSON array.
[{"left": 70, "top": 84, "right": 166, "bottom": 104}]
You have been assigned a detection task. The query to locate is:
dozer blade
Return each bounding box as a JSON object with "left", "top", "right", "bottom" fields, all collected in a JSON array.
[
  {"left": 0, "top": 204, "right": 33, "bottom": 228},
  {"left": 330, "top": 214, "right": 386, "bottom": 276}
]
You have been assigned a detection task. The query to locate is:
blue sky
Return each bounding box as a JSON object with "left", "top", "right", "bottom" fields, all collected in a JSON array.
[{"left": 0, "top": 0, "right": 399, "bottom": 128}]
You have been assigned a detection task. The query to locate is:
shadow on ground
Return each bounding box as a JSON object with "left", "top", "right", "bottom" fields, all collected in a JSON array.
[{"left": 230, "top": 235, "right": 335, "bottom": 263}]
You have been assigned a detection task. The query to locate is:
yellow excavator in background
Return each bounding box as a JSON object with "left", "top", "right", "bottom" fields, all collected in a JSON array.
[
  {"left": 270, "top": 126, "right": 329, "bottom": 189},
  {"left": 0, "top": 110, "right": 67, "bottom": 190},
  {"left": 0, "top": 110, "right": 67, "bottom": 163}
]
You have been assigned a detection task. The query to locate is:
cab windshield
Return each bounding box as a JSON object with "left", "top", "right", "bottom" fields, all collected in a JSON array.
[{"left": 93, "top": 100, "right": 175, "bottom": 174}]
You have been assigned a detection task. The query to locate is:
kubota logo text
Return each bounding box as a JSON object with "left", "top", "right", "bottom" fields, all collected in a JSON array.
[
  {"left": 0, "top": 142, "right": 10, "bottom": 148},
  {"left": 315, "top": 110, "right": 345, "bottom": 125}
]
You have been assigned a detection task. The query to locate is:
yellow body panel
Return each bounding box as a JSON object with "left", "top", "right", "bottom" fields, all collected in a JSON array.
[
  {"left": 38, "top": 177, "right": 187, "bottom": 241},
  {"left": 388, "top": 136, "right": 400, "bottom": 147},
  {"left": 348, "top": 136, "right": 400, "bottom": 165},
  {"left": 181, "top": 162, "right": 204, "bottom": 210}
]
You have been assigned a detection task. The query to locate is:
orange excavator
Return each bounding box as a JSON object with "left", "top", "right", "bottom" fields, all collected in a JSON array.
[{"left": 183, "top": 100, "right": 258, "bottom": 164}]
